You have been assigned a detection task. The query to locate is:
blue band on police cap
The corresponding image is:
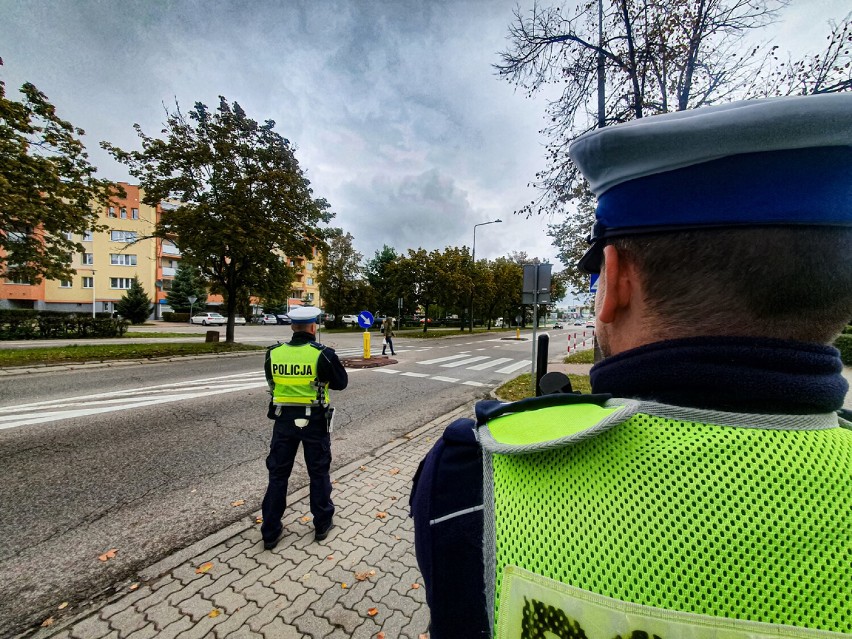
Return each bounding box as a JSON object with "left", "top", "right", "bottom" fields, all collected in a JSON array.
[{"left": 592, "top": 146, "right": 852, "bottom": 241}]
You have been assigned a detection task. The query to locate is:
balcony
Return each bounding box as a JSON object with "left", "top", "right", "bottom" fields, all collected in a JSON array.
[
  {"left": 161, "top": 267, "right": 177, "bottom": 277},
  {"left": 161, "top": 244, "right": 181, "bottom": 256}
]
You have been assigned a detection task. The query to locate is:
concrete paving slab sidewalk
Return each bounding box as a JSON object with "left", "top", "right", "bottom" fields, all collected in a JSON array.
[{"left": 18, "top": 404, "right": 475, "bottom": 639}]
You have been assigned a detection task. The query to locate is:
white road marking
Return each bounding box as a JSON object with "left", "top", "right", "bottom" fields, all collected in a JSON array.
[
  {"left": 374, "top": 369, "right": 400, "bottom": 374},
  {"left": 440, "top": 356, "right": 489, "bottom": 368},
  {"left": 432, "top": 376, "right": 460, "bottom": 383},
  {"left": 417, "top": 354, "right": 471, "bottom": 365},
  {"left": 401, "top": 372, "right": 430, "bottom": 378},
  {"left": 496, "top": 360, "right": 531, "bottom": 374},
  {"left": 466, "top": 357, "right": 513, "bottom": 371},
  {"left": 463, "top": 381, "right": 488, "bottom": 387}
]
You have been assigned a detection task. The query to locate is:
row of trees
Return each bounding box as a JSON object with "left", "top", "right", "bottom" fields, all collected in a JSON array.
[{"left": 317, "top": 235, "right": 568, "bottom": 332}]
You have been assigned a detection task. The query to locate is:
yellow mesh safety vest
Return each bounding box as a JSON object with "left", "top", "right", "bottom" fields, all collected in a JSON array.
[
  {"left": 480, "top": 398, "right": 852, "bottom": 638},
  {"left": 269, "top": 343, "right": 329, "bottom": 406}
]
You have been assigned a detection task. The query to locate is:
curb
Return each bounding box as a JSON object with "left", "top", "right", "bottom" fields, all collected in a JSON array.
[{"left": 0, "top": 350, "right": 264, "bottom": 377}]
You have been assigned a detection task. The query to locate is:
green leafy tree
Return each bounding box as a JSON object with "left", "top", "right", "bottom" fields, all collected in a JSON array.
[
  {"left": 103, "top": 97, "right": 332, "bottom": 342},
  {"left": 116, "top": 278, "right": 152, "bottom": 324},
  {"left": 498, "top": 1, "right": 852, "bottom": 279},
  {"left": 394, "top": 248, "right": 441, "bottom": 333},
  {"left": 489, "top": 257, "right": 524, "bottom": 327},
  {"left": 1, "top": 78, "right": 116, "bottom": 282},
  {"left": 365, "top": 245, "right": 399, "bottom": 315},
  {"left": 317, "top": 230, "right": 365, "bottom": 327},
  {"left": 433, "top": 246, "right": 473, "bottom": 326},
  {"left": 165, "top": 262, "right": 207, "bottom": 313}
]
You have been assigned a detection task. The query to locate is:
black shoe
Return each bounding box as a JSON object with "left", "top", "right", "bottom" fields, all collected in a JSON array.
[
  {"left": 263, "top": 529, "right": 283, "bottom": 550},
  {"left": 314, "top": 519, "right": 334, "bottom": 542}
]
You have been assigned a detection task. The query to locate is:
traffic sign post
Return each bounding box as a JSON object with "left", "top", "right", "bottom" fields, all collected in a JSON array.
[
  {"left": 523, "top": 264, "right": 553, "bottom": 393},
  {"left": 358, "top": 311, "right": 374, "bottom": 359},
  {"left": 188, "top": 295, "right": 197, "bottom": 323}
]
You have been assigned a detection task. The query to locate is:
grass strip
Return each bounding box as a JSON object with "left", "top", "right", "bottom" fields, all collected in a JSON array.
[
  {"left": 564, "top": 349, "right": 595, "bottom": 364},
  {"left": 0, "top": 342, "right": 264, "bottom": 367},
  {"left": 125, "top": 332, "right": 206, "bottom": 338},
  {"left": 495, "top": 373, "right": 592, "bottom": 402}
]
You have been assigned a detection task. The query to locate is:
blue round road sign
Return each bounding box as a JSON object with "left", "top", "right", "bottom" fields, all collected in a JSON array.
[{"left": 357, "top": 311, "right": 374, "bottom": 329}]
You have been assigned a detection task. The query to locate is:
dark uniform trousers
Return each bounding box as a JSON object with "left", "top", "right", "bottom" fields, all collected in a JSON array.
[{"left": 261, "top": 409, "right": 333, "bottom": 543}]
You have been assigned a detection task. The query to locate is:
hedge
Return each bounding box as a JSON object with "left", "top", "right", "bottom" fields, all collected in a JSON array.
[
  {"left": 0, "top": 309, "right": 128, "bottom": 340},
  {"left": 162, "top": 312, "right": 191, "bottom": 322},
  {"left": 835, "top": 334, "right": 852, "bottom": 366},
  {"left": 843, "top": 325, "right": 852, "bottom": 335}
]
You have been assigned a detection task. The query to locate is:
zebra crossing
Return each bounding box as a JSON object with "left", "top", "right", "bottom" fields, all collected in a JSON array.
[
  {"left": 416, "top": 353, "right": 529, "bottom": 374},
  {"left": 0, "top": 372, "right": 269, "bottom": 432}
]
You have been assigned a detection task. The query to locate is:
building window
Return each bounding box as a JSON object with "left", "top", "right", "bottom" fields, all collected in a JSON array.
[
  {"left": 306, "top": 277, "right": 314, "bottom": 286},
  {"left": 120, "top": 207, "right": 127, "bottom": 219},
  {"left": 162, "top": 280, "right": 173, "bottom": 291},
  {"left": 110, "top": 254, "right": 137, "bottom": 266},
  {"left": 306, "top": 262, "right": 314, "bottom": 271},
  {"left": 110, "top": 230, "right": 137, "bottom": 243},
  {"left": 108, "top": 207, "right": 117, "bottom": 218},
  {"left": 63, "top": 231, "right": 74, "bottom": 241},
  {"left": 131, "top": 208, "right": 139, "bottom": 219},
  {"left": 6, "top": 276, "right": 32, "bottom": 285},
  {"left": 305, "top": 292, "right": 314, "bottom": 302},
  {"left": 110, "top": 277, "right": 133, "bottom": 289},
  {"left": 82, "top": 253, "right": 94, "bottom": 265},
  {"left": 82, "top": 230, "right": 93, "bottom": 242},
  {"left": 60, "top": 280, "right": 72, "bottom": 288},
  {"left": 82, "top": 277, "right": 93, "bottom": 288}
]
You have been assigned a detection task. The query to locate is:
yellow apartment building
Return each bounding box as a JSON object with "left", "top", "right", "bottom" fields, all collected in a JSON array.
[{"left": 2, "top": 182, "right": 323, "bottom": 317}]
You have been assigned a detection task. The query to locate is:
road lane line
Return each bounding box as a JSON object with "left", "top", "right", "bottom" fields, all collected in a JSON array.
[
  {"left": 463, "top": 381, "right": 488, "bottom": 387},
  {"left": 417, "top": 354, "right": 470, "bottom": 365},
  {"left": 496, "top": 360, "right": 531, "bottom": 374},
  {"left": 431, "top": 376, "right": 460, "bottom": 383},
  {"left": 467, "top": 357, "right": 513, "bottom": 371},
  {"left": 374, "top": 369, "right": 400, "bottom": 374},
  {"left": 400, "top": 372, "right": 429, "bottom": 378},
  {"left": 440, "top": 356, "right": 489, "bottom": 368}
]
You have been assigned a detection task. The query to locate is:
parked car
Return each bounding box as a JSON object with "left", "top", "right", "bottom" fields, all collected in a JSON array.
[
  {"left": 585, "top": 323, "right": 595, "bottom": 328},
  {"left": 255, "top": 313, "right": 278, "bottom": 325},
  {"left": 574, "top": 321, "right": 583, "bottom": 326},
  {"left": 233, "top": 315, "right": 246, "bottom": 325},
  {"left": 190, "top": 312, "right": 226, "bottom": 326},
  {"left": 553, "top": 322, "right": 564, "bottom": 329},
  {"left": 341, "top": 314, "right": 359, "bottom": 326},
  {"left": 276, "top": 314, "right": 292, "bottom": 325}
]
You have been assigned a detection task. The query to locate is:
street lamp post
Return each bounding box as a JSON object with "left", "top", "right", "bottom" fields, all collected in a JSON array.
[
  {"left": 90, "top": 269, "right": 96, "bottom": 318},
  {"left": 470, "top": 219, "right": 502, "bottom": 332}
]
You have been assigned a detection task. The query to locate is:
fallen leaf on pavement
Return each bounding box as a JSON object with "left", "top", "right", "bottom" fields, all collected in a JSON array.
[
  {"left": 369, "top": 569, "right": 376, "bottom": 576},
  {"left": 377, "top": 633, "right": 386, "bottom": 639},
  {"left": 195, "top": 562, "right": 214, "bottom": 574},
  {"left": 367, "top": 607, "right": 379, "bottom": 617},
  {"left": 376, "top": 512, "right": 387, "bottom": 519},
  {"left": 332, "top": 479, "right": 338, "bottom": 484},
  {"left": 359, "top": 465, "right": 368, "bottom": 471},
  {"left": 230, "top": 499, "right": 245, "bottom": 507},
  {"left": 128, "top": 583, "right": 139, "bottom": 591},
  {"left": 209, "top": 609, "right": 221, "bottom": 618},
  {"left": 419, "top": 634, "right": 429, "bottom": 639},
  {"left": 355, "top": 571, "right": 370, "bottom": 581},
  {"left": 300, "top": 515, "right": 311, "bottom": 522},
  {"left": 341, "top": 583, "right": 348, "bottom": 589},
  {"left": 57, "top": 602, "right": 68, "bottom": 609},
  {"left": 301, "top": 572, "right": 312, "bottom": 582},
  {"left": 41, "top": 617, "right": 54, "bottom": 627},
  {"left": 98, "top": 549, "right": 117, "bottom": 562},
  {"left": 255, "top": 517, "right": 263, "bottom": 524},
  {"left": 411, "top": 583, "right": 420, "bottom": 589},
  {"left": 394, "top": 536, "right": 401, "bottom": 541},
  {"left": 390, "top": 496, "right": 398, "bottom": 501},
  {"left": 327, "top": 555, "right": 334, "bottom": 560},
  {"left": 389, "top": 468, "right": 400, "bottom": 475}
]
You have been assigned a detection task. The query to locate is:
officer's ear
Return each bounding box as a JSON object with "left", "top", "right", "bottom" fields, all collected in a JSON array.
[{"left": 597, "top": 244, "right": 634, "bottom": 324}]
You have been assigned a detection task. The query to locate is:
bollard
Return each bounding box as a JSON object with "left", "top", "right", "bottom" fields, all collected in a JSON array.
[
  {"left": 363, "top": 330, "right": 371, "bottom": 359},
  {"left": 535, "top": 333, "right": 549, "bottom": 396},
  {"left": 516, "top": 327, "right": 520, "bottom": 339},
  {"left": 205, "top": 330, "right": 219, "bottom": 343}
]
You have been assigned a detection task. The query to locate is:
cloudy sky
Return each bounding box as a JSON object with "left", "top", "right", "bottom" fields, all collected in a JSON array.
[{"left": 1, "top": 0, "right": 848, "bottom": 270}]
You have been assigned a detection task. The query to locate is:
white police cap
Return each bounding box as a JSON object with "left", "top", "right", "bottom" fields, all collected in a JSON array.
[
  {"left": 569, "top": 93, "right": 852, "bottom": 273},
  {"left": 286, "top": 306, "right": 323, "bottom": 324}
]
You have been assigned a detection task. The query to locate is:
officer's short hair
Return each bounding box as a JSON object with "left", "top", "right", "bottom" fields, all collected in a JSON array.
[{"left": 609, "top": 227, "right": 852, "bottom": 344}]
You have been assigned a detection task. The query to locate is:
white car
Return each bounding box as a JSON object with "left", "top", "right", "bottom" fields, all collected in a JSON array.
[
  {"left": 190, "top": 312, "right": 226, "bottom": 326},
  {"left": 341, "top": 314, "right": 359, "bottom": 326},
  {"left": 233, "top": 315, "right": 246, "bottom": 325}
]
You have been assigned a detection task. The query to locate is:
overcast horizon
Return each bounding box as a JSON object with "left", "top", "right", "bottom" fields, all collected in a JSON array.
[{"left": 2, "top": 0, "right": 849, "bottom": 280}]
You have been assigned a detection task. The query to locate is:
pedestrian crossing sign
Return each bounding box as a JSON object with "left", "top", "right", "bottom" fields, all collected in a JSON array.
[{"left": 590, "top": 274, "right": 599, "bottom": 293}]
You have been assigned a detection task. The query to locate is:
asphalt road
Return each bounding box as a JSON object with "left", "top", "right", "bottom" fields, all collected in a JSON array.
[{"left": 0, "top": 325, "right": 584, "bottom": 637}]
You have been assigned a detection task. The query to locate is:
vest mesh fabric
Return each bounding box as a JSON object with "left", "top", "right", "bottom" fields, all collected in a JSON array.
[
  {"left": 270, "top": 344, "right": 326, "bottom": 405},
  {"left": 490, "top": 413, "right": 852, "bottom": 633}
]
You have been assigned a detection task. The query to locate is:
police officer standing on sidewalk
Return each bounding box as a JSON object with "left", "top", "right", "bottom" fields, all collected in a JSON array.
[
  {"left": 261, "top": 306, "right": 348, "bottom": 550},
  {"left": 412, "top": 93, "right": 852, "bottom": 637}
]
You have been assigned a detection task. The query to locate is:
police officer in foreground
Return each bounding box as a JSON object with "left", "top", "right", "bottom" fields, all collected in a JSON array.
[
  {"left": 411, "top": 93, "right": 852, "bottom": 638},
  {"left": 261, "top": 306, "right": 348, "bottom": 550}
]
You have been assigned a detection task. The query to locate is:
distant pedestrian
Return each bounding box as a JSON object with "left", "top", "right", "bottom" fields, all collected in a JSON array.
[
  {"left": 381, "top": 317, "right": 396, "bottom": 356},
  {"left": 261, "top": 306, "right": 348, "bottom": 550}
]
